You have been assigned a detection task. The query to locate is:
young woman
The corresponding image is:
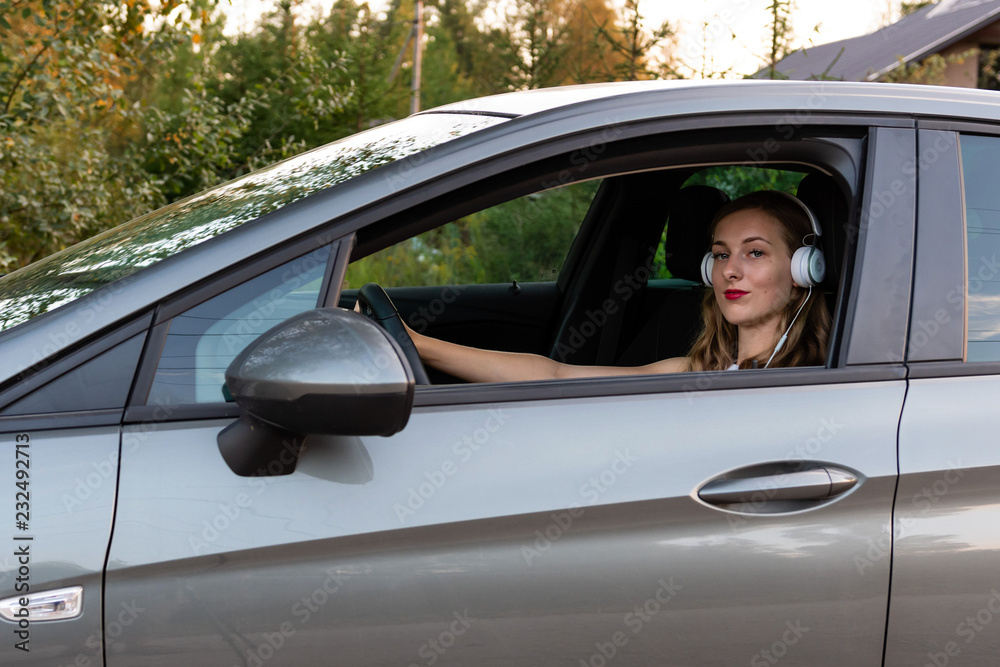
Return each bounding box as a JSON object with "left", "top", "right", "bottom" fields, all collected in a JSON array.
[{"left": 404, "top": 190, "right": 831, "bottom": 382}]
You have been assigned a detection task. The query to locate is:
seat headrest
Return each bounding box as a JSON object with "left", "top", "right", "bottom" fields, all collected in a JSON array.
[
  {"left": 795, "top": 174, "right": 843, "bottom": 286},
  {"left": 664, "top": 185, "right": 730, "bottom": 282}
]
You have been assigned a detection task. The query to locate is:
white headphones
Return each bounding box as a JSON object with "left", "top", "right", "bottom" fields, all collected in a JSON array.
[{"left": 700, "top": 191, "right": 826, "bottom": 288}]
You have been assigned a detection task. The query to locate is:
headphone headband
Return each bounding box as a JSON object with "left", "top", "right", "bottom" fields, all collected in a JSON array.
[{"left": 770, "top": 190, "right": 822, "bottom": 239}]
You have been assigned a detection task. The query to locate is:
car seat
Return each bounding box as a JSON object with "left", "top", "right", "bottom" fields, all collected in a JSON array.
[{"left": 616, "top": 185, "right": 730, "bottom": 365}]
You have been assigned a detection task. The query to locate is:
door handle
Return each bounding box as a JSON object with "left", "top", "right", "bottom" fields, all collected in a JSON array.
[{"left": 698, "top": 467, "right": 858, "bottom": 505}]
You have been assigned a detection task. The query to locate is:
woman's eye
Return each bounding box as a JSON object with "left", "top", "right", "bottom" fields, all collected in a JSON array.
[
  {"left": 713, "top": 252, "right": 728, "bottom": 260},
  {"left": 749, "top": 249, "right": 764, "bottom": 258}
]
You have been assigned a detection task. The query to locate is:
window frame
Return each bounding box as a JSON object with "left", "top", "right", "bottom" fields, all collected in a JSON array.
[
  {"left": 908, "top": 121, "right": 1000, "bottom": 379},
  {"left": 127, "top": 114, "right": 914, "bottom": 424},
  {"left": 342, "top": 123, "right": 905, "bottom": 408}
]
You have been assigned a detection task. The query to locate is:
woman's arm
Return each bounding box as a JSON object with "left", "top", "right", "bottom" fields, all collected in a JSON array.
[{"left": 409, "top": 325, "right": 690, "bottom": 382}]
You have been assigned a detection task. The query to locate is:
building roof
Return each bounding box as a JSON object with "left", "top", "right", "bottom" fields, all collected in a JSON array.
[{"left": 767, "top": 0, "right": 1000, "bottom": 81}]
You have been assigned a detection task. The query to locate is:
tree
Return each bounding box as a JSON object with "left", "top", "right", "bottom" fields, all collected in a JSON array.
[
  {"left": 0, "top": 1, "right": 176, "bottom": 270},
  {"left": 589, "top": 0, "right": 677, "bottom": 81},
  {"left": 764, "top": 0, "right": 795, "bottom": 79},
  {"left": 901, "top": 1, "right": 936, "bottom": 16},
  {"left": 420, "top": 5, "right": 480, "bottom": 107},
  {"left": 478, "top": 0, "right": 577, "bottom": 90},
  {"left": 978, "top": 47, "right": 1000, "bottom": 89},
  {"left": 0, "top": 0, "right": 354, "bottom": 271},
  {"left": 880, "top": 48, "right": 978, "bottom": 85},
  {"left": 432, "top": 0, "right": 481, "bottom": 83}
]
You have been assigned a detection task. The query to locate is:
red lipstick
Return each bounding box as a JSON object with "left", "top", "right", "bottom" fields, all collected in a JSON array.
[{"left": 724, "top": 290, "right": 748, "bottom": 300}]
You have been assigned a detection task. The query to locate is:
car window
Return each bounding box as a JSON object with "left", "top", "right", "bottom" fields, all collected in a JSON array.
[
  {"left": 345, "top": 179, "right": 601, "bottom": 287},
  {"left": 342, "top": 149, "right": 852, "bottom": 379},
  {"left": 959, "top": 134, "right": 1000, "bottom": 361},
  {"left": 145, "top": 245, "right": 331, "bottom": 405},
  {"left": 0, "top": 334, "right": 146, "bottom": 415}
]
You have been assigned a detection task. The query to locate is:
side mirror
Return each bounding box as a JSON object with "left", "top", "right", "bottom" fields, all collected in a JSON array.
[{"left": 218, "top": 308, "right": 415, "bottom": 476}]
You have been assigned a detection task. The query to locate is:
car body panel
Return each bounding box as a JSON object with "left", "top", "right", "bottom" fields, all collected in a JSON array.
[
  {"left": 844, "top": 127, "right": 916, "bottom": 366},
  {"left": 429, "top": 80, "right": 1000, "bottom": 124},
  {"left": 105, "top": 379, "right": 902, "bottom": 665},
  {"left": 885, "top": 125, "right": 1000, "bottom": 665},
  {"left": 905, "top": 130, "right": 966, "bottom": 364},
  {"left": 0, "top": 427, "right": 118, "bottom": 666},
  {"left": 886, "top": 376, "right": 1000, "bottom": 666}
]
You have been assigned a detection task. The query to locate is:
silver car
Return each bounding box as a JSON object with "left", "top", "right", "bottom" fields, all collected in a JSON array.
[{"left": 0, "top": 79, "right": 995, "bottom": 665}]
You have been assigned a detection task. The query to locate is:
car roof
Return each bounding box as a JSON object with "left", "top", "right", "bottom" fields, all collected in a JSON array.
[
  {"left": 421, "top": 80, "right": 697, "bottom": 117},
  {"left": 422, "top": 79, "right": 1000, "bottom": 124}
]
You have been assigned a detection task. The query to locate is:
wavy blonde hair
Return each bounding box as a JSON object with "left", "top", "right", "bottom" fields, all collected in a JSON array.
[{"left": 688, "top": 190, "right": 831, "bottom": 371}]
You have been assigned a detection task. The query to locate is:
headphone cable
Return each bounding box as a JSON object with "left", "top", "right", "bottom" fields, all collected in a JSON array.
[{"left": 764, "top": 285, "right": 812, "bottom": 369}]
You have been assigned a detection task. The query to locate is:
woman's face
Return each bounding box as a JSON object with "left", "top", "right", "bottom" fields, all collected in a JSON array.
[{"left": 711, "top": 208, "right": 796, "bottom": 330}]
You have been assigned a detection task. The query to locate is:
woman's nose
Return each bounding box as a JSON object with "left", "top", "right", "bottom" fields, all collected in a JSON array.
[{"left": 721, "top": 256, "right": 742, "bottom": 280}]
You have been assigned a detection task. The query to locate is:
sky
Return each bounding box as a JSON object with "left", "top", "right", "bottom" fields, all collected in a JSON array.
[
  {"left": 222, "top": 0, "right": 895, "bottom": 77},
  {"left": 644, "top": 0, "right": 892, "bottom": 77}
]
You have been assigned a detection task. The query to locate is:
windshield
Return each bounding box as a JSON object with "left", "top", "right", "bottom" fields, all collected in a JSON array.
[{"left": 0, "top": 113, "right": 507, "bottom": 332}]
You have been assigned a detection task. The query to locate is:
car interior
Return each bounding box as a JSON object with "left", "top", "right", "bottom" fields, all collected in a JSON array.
[{"left": 340, "top": 132, "right": 859, "bottom": 384}]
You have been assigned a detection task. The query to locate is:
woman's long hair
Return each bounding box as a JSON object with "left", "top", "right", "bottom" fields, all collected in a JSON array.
[{"left": 688, "top": 190, "right": 831, "bottom": 371}]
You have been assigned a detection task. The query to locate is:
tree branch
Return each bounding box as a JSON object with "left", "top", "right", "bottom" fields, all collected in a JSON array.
[{"left": 3, "top": 0, "right": 94, "bottom": 115}]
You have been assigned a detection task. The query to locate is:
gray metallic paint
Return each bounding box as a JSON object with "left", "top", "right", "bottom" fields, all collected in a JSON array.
[
  {"left": 845, "top": 127, "right": 916, "bottom": 366},
  {"left": 0, "top": 427, "right": 118, "bottom": 666},
  {"left": 887, "top": 376, "right": 1000, "bottom": 666},
  {"left": 908, "top": 129, "right": 966, "bottom": 363},
  {"left": 105, "top": 379, "right": 903, "bottom": 665},
  {"left": 226, "top": 309, "right": 410, "bottom": 401},
  {"left": 885, "top": 125, "right": 995, "bottom": 665}
]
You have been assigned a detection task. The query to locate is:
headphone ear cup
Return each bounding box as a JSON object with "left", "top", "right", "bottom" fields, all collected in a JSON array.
[
  {"left": 791, "top": 246, "right": 826, "bottom": 287},
  {"left": 701, "top": 252, "right": 714, "bottom": 286}
]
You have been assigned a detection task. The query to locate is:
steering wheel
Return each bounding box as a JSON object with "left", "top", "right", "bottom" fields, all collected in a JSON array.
[{"left": 356, "top": 283, "right": 431, "bottom": 385}]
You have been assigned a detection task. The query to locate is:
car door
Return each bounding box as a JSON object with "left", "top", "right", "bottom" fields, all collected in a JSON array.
[
  {"left": 885, "top": 128, "right": 1000, "bottom": 665},
  {"left": 0, "top": 314, "right": 150, "bottom": 666},
  {"left": 100, "top": 121, "right": 912, "bottom": 666}
]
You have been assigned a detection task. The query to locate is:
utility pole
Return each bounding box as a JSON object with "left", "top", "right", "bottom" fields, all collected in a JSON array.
[
  {"left": 411, "top": 0, "right": 423, "bottom": 114},
  {"left": 388, "top": 0, "right": 424, "bottom": 115}
]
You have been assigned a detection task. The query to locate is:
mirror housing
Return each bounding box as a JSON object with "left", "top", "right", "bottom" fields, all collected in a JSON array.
[{"left": 219, "top": 308, "right": 415, "bottom": 476}]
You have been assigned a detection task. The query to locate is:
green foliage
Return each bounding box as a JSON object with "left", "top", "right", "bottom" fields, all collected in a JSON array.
[
  {"left": 346, "top": 179, "right": 601, "bottom": 287},
  {"left": 477, "top": 0, "right": 575, "bottom": 90},
  {"left": 472, "top": 0, "right": 663, "bottom": 90},
  {"left": 590, "top": 0, "right": 677, "bottom": 81},
  {"left": 420, "top": 11, "right": 479, "bottom": 107},
  {"left": 0, "top": 0, "right": 688, "bottom": 275},
  {"left": 145, "top": 1, "right": 356, "bottom": 201},
  {"left": 978, "top": 47, "right": 1000, "bottom": 90},
  {"left": 0, "top": 0, "right": 359, "bottom": 272},
  {"left": 465, "top": 180, "right": 601, "bottom": 282},
  {"left": 0, "top": 1, "right": 170, "bottom": 270},
  {"left": 685, "top": 166, "right": 805, "bottom": 199},
  {"left": 880, "top": 48, "right": 977, "bottom": 85},
  {"left": 348, "top": 165, "right": 808, "bottom": 290},
  {"left": 901, "top": 1, "right": 935, "bottom": 17}
]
